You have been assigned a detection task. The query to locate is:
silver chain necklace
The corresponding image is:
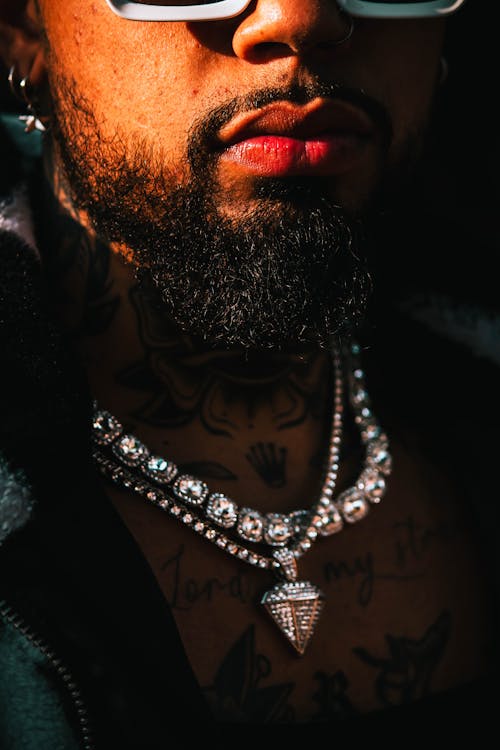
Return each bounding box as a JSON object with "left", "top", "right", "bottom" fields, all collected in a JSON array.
[{"left": 91, "top": 341, "right": 392, "bottom": 654}]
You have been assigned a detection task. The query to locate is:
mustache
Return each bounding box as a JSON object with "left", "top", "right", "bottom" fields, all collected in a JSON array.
[{"left": 187, "top": 80, "right": 393, "bottom": 172}]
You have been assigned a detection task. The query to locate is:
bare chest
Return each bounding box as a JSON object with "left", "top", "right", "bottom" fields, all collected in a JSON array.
[{"left": 104, "top": 446, "right": 495, "bottom": 722}]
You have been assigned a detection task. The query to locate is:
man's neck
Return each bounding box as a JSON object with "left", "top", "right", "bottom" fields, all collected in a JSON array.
[{"left": 35, "top": 152, "right": 361, "bottom": 513}]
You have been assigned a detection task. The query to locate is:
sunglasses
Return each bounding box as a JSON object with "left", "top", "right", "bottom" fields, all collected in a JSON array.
[{"left": 104, "top": 0, "right": 467, "bottom": 23}]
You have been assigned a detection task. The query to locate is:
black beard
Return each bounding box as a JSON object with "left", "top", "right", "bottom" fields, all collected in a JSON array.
[
  {"left": 134, "top": 179, "right": 371, "bottom": 350},
  {"left": 48, "top": 75, "right": 405, "bottom": 351}
]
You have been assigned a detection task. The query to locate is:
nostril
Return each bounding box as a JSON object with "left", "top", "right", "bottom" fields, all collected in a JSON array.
[{"left": 247, "top": 41, "right": 297, "bottom": 63}]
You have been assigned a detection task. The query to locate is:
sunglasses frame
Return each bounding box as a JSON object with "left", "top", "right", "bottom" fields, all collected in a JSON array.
[
  {"left": 339, "top": 0, "right": 466, "bottom": 18},
  {"left": 104, "top": 0, "right": 467, "bottom": 23},
  {"left": 105, "top": 0, "right": 250, "bottom": 21}
]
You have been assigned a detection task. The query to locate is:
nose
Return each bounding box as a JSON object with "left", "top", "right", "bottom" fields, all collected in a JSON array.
[{"left": 231, "top": 0, "right": 354, "bottom": 62}]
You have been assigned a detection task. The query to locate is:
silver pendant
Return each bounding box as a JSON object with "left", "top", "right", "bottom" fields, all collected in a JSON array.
[{"left": 261, "top": 550, "right": 325, "bottom": 655}]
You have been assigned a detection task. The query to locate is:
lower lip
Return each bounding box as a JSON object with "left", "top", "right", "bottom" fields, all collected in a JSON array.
[{"left": 219, "top": 134, "right": 371, "bottom": 177}]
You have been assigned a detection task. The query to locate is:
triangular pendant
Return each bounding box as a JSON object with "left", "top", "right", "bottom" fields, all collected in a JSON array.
[{"left": 261, "top": 581, "right": 325, "bottom": 655}]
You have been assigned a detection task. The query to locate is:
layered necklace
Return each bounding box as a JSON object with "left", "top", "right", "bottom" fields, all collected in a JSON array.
[{"left": 91, "top": 341, "right": 392, "bottom": 655}]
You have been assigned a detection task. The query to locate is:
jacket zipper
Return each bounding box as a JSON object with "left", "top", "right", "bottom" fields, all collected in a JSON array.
[{"left": 0, "top": 599, "right": 94, "bottom": 750}]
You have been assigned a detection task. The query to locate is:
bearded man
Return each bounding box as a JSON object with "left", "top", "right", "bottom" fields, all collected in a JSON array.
[{"left": 0, "top": 0, "right": 498, "bottom": 743}]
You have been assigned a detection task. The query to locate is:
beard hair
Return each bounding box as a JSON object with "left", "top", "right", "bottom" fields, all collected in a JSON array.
[
  {"left": 46, "top": 72, "right": 417, "bottom": 351},
  {"left": 141, "top": 184, "right": 371, "bottom": 350}
]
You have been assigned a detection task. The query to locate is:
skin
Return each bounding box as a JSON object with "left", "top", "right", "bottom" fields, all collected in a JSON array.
[
  {"left": 1, "top": 0, "right": 494, "bottom": 723},
  {"left": 39, "top": 0, "right": 444, "bottom": 214},
  {"left": 3, "top": 0, "right": 446, "bottom": 484}
]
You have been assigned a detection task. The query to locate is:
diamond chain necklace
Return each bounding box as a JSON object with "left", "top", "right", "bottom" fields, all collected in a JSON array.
[{"left": 92, "top": 341, "right": 392, "bottom": 654}]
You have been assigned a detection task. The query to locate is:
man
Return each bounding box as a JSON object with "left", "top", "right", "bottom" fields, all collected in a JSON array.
[{"left": 0, "top": 0, "right": 498, "bottom": 742}]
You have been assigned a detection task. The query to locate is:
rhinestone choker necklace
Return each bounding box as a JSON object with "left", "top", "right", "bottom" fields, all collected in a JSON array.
[{"left": 92, "top": 341, "right": 392, "bottom": 655}]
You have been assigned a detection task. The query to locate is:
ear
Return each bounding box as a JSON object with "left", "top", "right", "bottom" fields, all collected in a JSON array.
[{"left": 0, "top": 0, "right": 45, "bottom": 84}]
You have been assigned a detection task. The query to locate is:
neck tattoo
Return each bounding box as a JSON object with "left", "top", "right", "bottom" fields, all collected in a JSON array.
[{"left": 92, "top": 340, "right": 392, "bottom": 654}]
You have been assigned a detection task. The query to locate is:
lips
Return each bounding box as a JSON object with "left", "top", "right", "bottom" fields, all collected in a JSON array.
[
  {"left": 217, "top": 98, "right": 374, "bottom": 148},
  {"left": 216, "top": 98, "right": 375, "bottom": 177}
]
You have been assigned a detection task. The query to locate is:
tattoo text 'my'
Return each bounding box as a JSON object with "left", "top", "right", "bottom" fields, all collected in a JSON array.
[
  {"left": 159, "top": 514, "right": 457, "bottom": 611},
  {"left": 323, "top": 514, "right": 457, "bottom": 607}
]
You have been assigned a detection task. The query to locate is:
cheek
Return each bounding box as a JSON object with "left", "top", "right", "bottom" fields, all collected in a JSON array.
[
  {"left": 380, "top": 25, "right": 445, "bottom": 152},
  {"left": 389, "top": 58, "right": 440, "bottom": 149},
  {"left": 45, "top": 3, "right": 209, "bottom": 164}
]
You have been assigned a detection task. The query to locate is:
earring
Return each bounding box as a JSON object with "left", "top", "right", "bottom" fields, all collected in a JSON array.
[
  {"left": 8, "top": 65, "right": 50, "bottom": 134},
  {"left": 439, "top": 56, "right": 449, "bottom": 86}
]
